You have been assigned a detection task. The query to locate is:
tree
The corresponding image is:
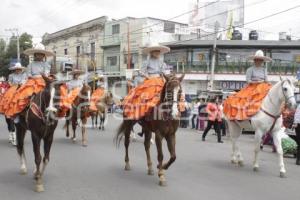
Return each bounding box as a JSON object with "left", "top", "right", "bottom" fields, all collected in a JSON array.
[{"left": 0, "top": 32, "right": 33, "bottom": 77}]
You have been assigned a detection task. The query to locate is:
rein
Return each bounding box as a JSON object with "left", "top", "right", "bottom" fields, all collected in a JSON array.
[{"left": 260, "top": 108, "right": 281, "bottom": 133}]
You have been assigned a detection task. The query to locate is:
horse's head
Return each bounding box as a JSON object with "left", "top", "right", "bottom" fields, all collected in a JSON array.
[
  {"left": 280, "top": 79, "right": 297, "bottom": 110},
  {"left": 104, "top": 91, "right": 114, "bottom": 106},
  {"left": 162, "top": 73, "right": 185, "bottom": 119}
]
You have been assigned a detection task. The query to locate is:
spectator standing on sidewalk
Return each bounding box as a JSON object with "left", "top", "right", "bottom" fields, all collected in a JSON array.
[
  {"left": 191, "top": 99, "right": 200, "bottom": 129},
  {"left": 198, "top": 98, "right": 206, "bottom": 131}
]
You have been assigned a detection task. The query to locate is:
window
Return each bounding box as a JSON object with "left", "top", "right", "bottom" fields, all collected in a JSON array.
[
  {"left": 112, "top": 24, "right": 120, "bottom": 34},
  {"left": 107, "top": 56, "right": 117, "bottom": 66},
  {"left": 164, "top": 22, "right": 175, "bottom": 33},
  {"left": 64, "top": 49, "right": 68, "bottom": 55},
  {"left": 76, "top": 46, "right": 80, "bottom": 56},
  {"left": 90, "top": 42, "right": 95, "bottom": 61}
]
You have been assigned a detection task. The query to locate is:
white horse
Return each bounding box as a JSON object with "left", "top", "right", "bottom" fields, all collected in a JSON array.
[{"left": 226, "top": 79, "right": 297, "bottom": 178}]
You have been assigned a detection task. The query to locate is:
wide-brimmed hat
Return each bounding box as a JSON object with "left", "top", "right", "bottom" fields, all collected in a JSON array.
[
  {"left": 9, "top": 63, "right": 26, "bottom": 71},
  {"left": 248, "top": 50, "right": 272, "bottom": 62},
  {"left": 142, "top": 42, "right": 170, "bottom": 55},
  {"left": 24, "top": 43, "right": 55, "bottom": 57},
  {"left": 70, "top": 69, "right": 85, "bottom": 75}
]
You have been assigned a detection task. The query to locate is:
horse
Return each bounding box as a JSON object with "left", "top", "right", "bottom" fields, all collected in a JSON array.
[
  {"left": 226, "top": 79, "right": 297, "bottom": 178},
  {"left": 115, "top": 74, "right": 184, "bottom": 186},
  {"left": 91, "top": 90, "right": 114, "bottom": 130},
  {"left": 65, "top": 83, "right": 91, "bottom": 147},
  {"left": 14, "top": 75, "right": 63, "bottom": 192}
]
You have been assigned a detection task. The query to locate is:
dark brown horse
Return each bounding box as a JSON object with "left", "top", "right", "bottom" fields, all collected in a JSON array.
[
  {"left": 15, "top": 75, "right": 63, "bottom": 192},
  {"left": 65, "top": 83, "right": 91, "bottom": 147},
  {"left": 116, "top": 74, "right": 184, "bottom": 186}
]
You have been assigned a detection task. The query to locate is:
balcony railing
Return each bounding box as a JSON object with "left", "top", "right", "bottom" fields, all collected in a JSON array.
[{"left": 167, "top": 61, "right": 300, "bottom": 75}]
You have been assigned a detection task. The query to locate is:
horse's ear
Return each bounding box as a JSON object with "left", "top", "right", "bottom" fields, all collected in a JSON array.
[
  {"left": 279, "top": 76, "right": 283, "bottom": 81},
  {"left": 178, "top": 74, "right": 185, "bottom": 82},
  {"left": 163, "top": 73, "right": 169, "bottom": 81}
]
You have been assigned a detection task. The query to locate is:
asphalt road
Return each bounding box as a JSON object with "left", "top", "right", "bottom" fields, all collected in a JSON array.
[{"left": 0, "top": 114, "right": 299, "bottom": 200}]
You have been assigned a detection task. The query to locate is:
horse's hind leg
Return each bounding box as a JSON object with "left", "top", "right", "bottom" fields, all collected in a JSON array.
[
  {"left": 162, "top": 133, "right": 176, "bottom": 170},
  {"left": 253, "top": 130, "right": 263, "bottom": 171},
  {"left": 273, "top": 130, "right": 286, "bottom": 178},
  {"left": 81, "top": 118, "right": 88, "bottom": 147},
  {"left": 15, "top": 123, "right": 27, "bottom": 175},
  {"left": 31, "top": 132, "right": 44, "bottom": 192},
  {"left": 124, "top": 128, "right": 131, "bottom": 171},
  {"left": 65, "top": 119, "right": 70, "bottom": 138},
  {"left": 155, "top": 133, "right": 166, "bottom": 186},
  {"left": 144, "top": 130, "right": 154, "bottom": 175},
  {"left": 228, "top": 121, "right": 243, "bottom": 166},
  {"left": 71, "top": 118, "right": 77, "bottom": 142}
]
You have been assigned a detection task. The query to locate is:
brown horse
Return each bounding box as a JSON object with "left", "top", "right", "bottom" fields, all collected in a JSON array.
[
  {"left": 15, "top": 75, "right": 63, "bottom": 192},
  {"left": 116, "top": 74, "right": 184, "bottom": 186},
  {"left": 65, "top": 83, "right": 91, "bottom": 147},
  {"left": 91, "top": 90, "right": 114, "bottom": 130}
]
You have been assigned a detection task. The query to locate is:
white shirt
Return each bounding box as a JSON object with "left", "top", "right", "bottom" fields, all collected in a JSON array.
[
  {"left": 66, "top": 79, "right": 83, "bottom": 90},
  {"left": 8, "top": 72, "right": 27, "bottom": 85},
  {"left": 294, "top": 104, "right": 300, "bottom": 124},
  {"left": 141, "top": 58, "right": 167, "bottom": 76},
  {"left": 27, "top": 61, "right": 51, "bottom": 77}
]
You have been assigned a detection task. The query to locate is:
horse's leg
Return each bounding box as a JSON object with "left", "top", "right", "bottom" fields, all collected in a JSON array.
[
  {"left": 155, "top": 133, "right": 166, "bottom": 186},
  {"left": 65, "top": 119, "right": 70, "bottom": 138},
  {"left": 102, "top": 111, "right": 106, "bottom": 131},
  {"left": 99, "top": 113, "right": 103, "bottom": 130},
  {"left": 15, "top": 123, "right": 27, "bottom": 175},
  {"left": 144, "top": 130, "right": 154, "bottom": 175},
  {"left": 273, "top": 131, "right": 286, "bottom": 178},
  {"left": 124, "top": 126, "right": 131, "bottom": 171},
  {"left": 162, "top": 134, "right": 176, "bottom": 170},
  {"left": 71, "top": 117, "right": 77, "bottom": 142},
  {"left": 31, "top": 132, "right": 44, "bottom": 192},
  {"left": 81, "top": 118, "right": 88, "bottom": 147},
  {"left": 253, "top": 130, "right": 263, "bottom": 171},
  {"left": 41, "top": 130, "right": 54, "bottom": 176},
  {"left": 228, "top": 121, "right": 243, "bottom": 165}
]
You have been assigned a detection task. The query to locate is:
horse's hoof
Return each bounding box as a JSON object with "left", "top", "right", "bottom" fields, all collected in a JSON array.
[
  {"left": 159, "top": 180, "right": 167, "bottom": 187},
  {"left": 280, "top": 172, "right": 287, "bottom": 178},
  {"left": 82, "top": 143, "right": 88, "bottom": 147},
  {"left": 238, "top": 161, "right": 244, "bottom": 167},
  {"left": 231, "top": 160, "right": 238, "bottom": 164},
  {"left": 147, "top": 169, "right": 154, "bottom": 176},
  {"left": 253, "top": 167, "right": 259, "bottom": 172},
  {"left": 296, "top": 160, "right": 300, "bottom": 165},
  {"left": 35, "top": 184, "right": 45, "bottom": 193},
  {"left": 72, "top": 138, "right": 77, "bottom": 143},
  {"left": 20, "top": 168, "right": 27, "bottom": 175},
  {"left": 124, "top": 164, "right": 131, "bottom": 171}
]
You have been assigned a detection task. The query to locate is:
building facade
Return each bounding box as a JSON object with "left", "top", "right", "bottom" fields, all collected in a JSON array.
[{"left": 164, "top": 40, "right": 300, "bottom": 95}]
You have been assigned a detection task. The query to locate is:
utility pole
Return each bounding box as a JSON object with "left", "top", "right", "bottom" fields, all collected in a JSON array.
[
  {"left": 5, "top": 28, "right": 20, "bottom": 62},
  {"left": 208, "top": 21, "right": 219, "bottom": 91},
  {"left": 127, "top": 20, "right": 131, "bottom": 69}
]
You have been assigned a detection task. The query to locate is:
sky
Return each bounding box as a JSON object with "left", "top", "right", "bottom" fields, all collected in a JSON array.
[{"left": 1, "top": 0, "right": 300, "bottom": 43}]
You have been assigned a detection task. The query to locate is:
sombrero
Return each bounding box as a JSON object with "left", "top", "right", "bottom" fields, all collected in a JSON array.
[
  {"left": 248, "top": 50, "right": 272, "bottom": 62},
  {"left": 9, "top": 63, "right": 26, "bottom": 70},
  {"left": 142, "top": 42, "right": 170, "bottom": 55},
  {"left": 24, "top": 43, "right": 55, "bottom": 57},
  {"left": 69, "top": 69, "right": 85, "bottom": 75}
]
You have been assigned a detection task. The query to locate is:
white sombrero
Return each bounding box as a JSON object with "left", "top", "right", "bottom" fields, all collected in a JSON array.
[
  {"left": 248, "top": 50, "right": 272, "bottom": 62},
  {"left": 9, "top": 63, "right": 26, "bottom": 70},
  {"left": 24, "top": 43, "right": 55, "bottom": 57},
  {"left": 142, "top": 42, "right": 170, "bottom": 55}
]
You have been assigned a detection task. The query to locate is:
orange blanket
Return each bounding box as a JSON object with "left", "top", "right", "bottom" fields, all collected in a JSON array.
[
  {"left": 223, "top": 82, "right": 272, "bottom": 120},
  {"left": 60, "top": 86, "right": 81, "bottom": 111},
  {"left": 89, "top": 88, "right": 104, "bottom": 112},
  {"left": 5, "top": 78, "right": 46, "bottom": 117},
  {"left": 123, "top": 77, "right": 164, "bottom": 120}
]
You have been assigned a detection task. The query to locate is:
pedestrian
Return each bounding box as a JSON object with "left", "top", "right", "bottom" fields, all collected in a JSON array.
[
  {"left": 191, "top": 99, "right": 200, "bottom": 129},
  {"left": 198, "top": 98, "right": 206, "bottom": 131},
  {"left": 217, "top": 97, "right": 226, "bottom": 136},
  {"left": 292, "top": 104, "right": 300, "bottom": 165},
  {"left": 202, "top": 97, "right": 223, "bottom": 143}
]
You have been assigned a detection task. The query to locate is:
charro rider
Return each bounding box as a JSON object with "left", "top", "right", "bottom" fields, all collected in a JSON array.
[
  {"left": 0, "top": 63, "right": 27, "bottom": 145},
  {"left": 90, "top": 74, "right": 105, "bottom": 112},
  {"left": 123, "top": 43, "right": 171, "bottom": 119},
  {"left": 5, "top": 44, "right": 55, "bottom": 120},
  {"left": 223, "top": 50, "right": 272, "bottom": 120},
  {"left": 59, "top": 69, "right": 84, "bottom": 117}
]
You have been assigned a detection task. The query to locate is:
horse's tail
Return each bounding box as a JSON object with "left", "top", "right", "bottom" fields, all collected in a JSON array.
[{"left": 114, "top": 120, "right": 133, "bottom": 147}]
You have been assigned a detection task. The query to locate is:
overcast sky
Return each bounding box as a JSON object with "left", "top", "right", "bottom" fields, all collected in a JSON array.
[{"left": 1, "top": 0, "right": 300, "bottom": 43}]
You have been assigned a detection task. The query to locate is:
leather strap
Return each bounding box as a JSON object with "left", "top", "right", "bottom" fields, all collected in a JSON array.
[{"left": 260, "top": 108, "right": 280, "bottom": 133}]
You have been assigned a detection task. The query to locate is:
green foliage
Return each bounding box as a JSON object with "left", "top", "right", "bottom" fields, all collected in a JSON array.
[{"left": 0, "top": 33, "right": 33, "bottom": 77}]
